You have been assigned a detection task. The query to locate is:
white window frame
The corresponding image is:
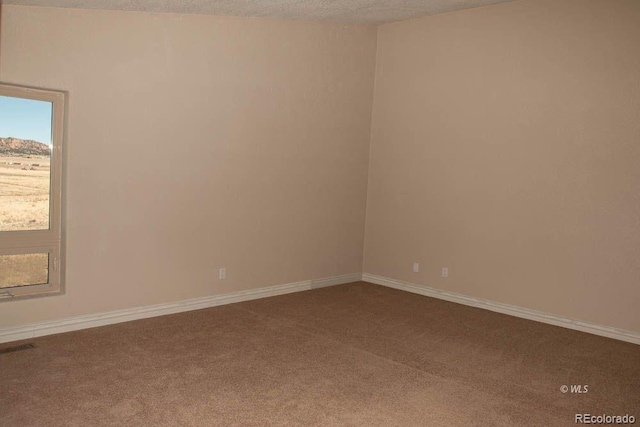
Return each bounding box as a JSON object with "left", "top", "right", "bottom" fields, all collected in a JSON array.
[{"left": 0, "top": 83, "right": 65, "bottom": 300}]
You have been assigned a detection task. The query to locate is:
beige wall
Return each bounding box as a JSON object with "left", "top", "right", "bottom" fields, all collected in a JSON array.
[
  {"left": 0, "top": 6, "right": 377, "bottom": 327},
  {"left": 364, "top": 0, "right": 640, "bottom": 332}
]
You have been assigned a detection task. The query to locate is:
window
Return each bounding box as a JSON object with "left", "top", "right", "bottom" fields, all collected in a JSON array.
[{"left": 0, "top": 84, "right": 65, "bottom": 300}]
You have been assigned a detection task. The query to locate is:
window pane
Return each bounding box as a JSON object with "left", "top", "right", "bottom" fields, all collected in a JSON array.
[
  {"left": 0, "top": 253, "right": 49, "bottom": 288},
  {"left": 0, "top": 96, "right": 53, "bottom": 231}
]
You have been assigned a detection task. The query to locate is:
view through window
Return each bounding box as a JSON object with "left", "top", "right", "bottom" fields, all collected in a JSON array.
[{"left": 0, "top": 95, "right": 53, "bottom": 232}]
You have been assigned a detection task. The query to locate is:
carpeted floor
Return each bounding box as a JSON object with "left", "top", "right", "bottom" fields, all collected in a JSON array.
[{"left": 1, "top": 281, "right": 639, "bottom": 426}]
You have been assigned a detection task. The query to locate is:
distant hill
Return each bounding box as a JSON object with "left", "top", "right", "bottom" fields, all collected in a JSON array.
[{"left": 0, "top": 137, "right": 51, "bottom": 157}]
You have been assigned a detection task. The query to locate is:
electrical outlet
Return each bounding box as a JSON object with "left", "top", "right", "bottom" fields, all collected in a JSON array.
[
  {"left": 219, "top": 268, "right": 226, "bottom": 280},
  {"left": 441, "top": 267, "right": 449, "bottom": 278},
  {"left": 412, "top": 262, "right": 420, "bottom": 273}
]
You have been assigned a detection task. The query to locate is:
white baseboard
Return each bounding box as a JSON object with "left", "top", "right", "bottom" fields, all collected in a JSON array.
[
  {"left": 311, "top": 273, "right": 362, "bottom": 289},
  {"left": 0, "top": 273, "right": 362, "bottom": 344},
  {"left": 6, "top": 272, "right": 636, "bottom": 346},
  {"left": 362, "top": 273, "right": 640, "bottom": 346}
]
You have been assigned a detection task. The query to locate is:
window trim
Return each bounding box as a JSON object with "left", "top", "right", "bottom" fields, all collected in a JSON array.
[{"left": 0, "top": 83, "right": 66, "bottom": 300}]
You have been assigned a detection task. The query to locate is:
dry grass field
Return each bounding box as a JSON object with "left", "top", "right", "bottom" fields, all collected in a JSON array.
[
  {"left": 0, "top": 254, "right": 49, "bottom": 289},
  {"left": 0, "top": 155, "right": 51, "bottom": 289},
  {"left": 0, "top": 155, "right": 50, "bottom": 231}
]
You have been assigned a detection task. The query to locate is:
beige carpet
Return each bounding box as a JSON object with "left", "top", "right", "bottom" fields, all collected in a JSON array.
[{"left": 1, "top": 281, "right": 639, "bottom": 426}]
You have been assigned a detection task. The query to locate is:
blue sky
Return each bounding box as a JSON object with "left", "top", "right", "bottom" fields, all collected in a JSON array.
[{"left": 0, "top": 95, "right": 53, "bottom": 145}]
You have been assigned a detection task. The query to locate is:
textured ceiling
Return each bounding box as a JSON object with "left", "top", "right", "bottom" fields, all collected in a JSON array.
[{"left": 3, "top": 0, "right": 517, "bottom": 24}]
